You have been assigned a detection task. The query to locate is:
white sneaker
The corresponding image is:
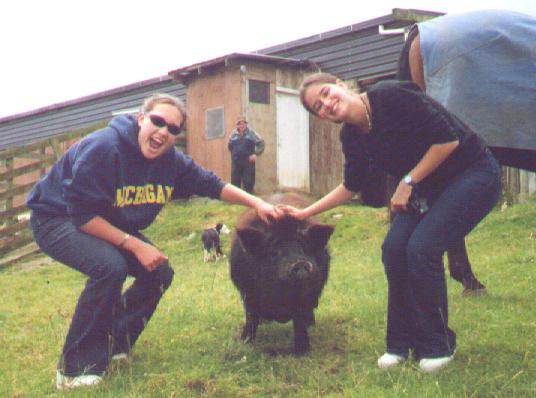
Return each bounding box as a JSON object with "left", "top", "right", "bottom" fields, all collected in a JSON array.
[
  {"left": 419, "top": 354, "right": 454, "bottom": 373},
  {"left": 377, "top": 353, "right": 406, "bottom": 369},
  {"left": 111, "top": 353, "right": 129, "bottom": 362},
  {"left": 56, "top": 371, "right": 103, "bottom": 390}
]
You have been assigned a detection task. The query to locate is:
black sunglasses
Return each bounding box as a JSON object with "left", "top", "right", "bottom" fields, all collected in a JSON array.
[{"left": 146, "top": 113, "right": 182, "bottom": 135}]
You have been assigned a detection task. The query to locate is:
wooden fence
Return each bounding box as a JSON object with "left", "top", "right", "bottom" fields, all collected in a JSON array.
[
  {"left": 502, "top": 166, "right": 536, "bottom": 204},
  {"left": 0, "top": 129, "right": 92, "bottom": 262}
]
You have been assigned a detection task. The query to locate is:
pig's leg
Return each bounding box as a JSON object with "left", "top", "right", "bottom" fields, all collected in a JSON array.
[
  {"left": 241, "top": 310, "right": 259, "bottom": 343},
  {"left": 293, "top": 314, "right": 311, "bottom": 354},
  {"left": 447, "top": 239, "right": 486, "bottom": 295}
]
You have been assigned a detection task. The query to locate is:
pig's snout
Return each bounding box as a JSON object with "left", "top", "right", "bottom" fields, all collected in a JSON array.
[{"left": 290, "top": 260, "right": 314, "bottom": 280}]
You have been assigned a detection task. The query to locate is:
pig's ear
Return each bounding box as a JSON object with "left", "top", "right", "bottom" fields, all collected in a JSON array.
[
  {"left": 236, "top": 227, "right": 266, "bottom": 254},
  {"left": 303, "top": 224, "right": 335, "bottom": 249}
]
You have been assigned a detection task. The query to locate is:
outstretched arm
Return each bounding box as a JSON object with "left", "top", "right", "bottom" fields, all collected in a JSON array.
[
  {"left": 219, "top": 183, "right": 284, "bottom": 223},
  {"left": 285, "top": 184, "right": 355, "bottom": 221}
]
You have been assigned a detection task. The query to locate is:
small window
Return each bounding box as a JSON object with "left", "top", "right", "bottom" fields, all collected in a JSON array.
[
  {"left": 249, "top": 80, "right": 270, "bottom": 104},
  {"left": 205, "top": 107, "right": 225, "bottom": 139}
]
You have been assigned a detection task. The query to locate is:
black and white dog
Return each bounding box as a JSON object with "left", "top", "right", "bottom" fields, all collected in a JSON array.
[{"left": 202, "top": 223, "right": 230, "bottom": 263}]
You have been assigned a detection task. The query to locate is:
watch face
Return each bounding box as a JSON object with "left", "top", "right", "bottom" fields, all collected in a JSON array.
[{"left": 404, "top": 175, "right": 412, "bottom": 185}]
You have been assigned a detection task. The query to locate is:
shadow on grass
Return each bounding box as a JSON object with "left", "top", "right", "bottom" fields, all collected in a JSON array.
[{"left": 225, "top": 313, "right": 362, "bottom": 358}]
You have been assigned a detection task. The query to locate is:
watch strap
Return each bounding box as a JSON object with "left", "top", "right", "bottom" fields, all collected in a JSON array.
[{"left": 403, "top": 174, "right": 415, "bottom": 187}]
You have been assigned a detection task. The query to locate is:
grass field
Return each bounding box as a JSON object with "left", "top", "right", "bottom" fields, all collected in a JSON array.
[{"left": 1, "top": 196, "right": 535, "bottom": 397}]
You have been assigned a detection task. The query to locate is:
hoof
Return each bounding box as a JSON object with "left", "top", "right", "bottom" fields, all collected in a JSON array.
[
  {"left": 241, "top": 334, "right": 254, "bottom": 343},
  {"left": 293, "top": 346, "right": 310, "bottom": 356},
  {"left": 462, "top": 287, "right": 487, "bottom": 297},
  {"left": 240, "top": 329, "right": 255, "bottom": 343},
  {"left": 293, "top": 341, "right": 310, "bottom": 355}
]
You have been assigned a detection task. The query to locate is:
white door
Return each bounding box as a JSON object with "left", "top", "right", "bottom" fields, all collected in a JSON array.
[{"left": 276, "top": 89, "right": 310, "bottom": 192}]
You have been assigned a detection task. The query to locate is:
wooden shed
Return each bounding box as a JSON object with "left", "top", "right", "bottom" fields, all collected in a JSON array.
[{"left": 169, "top": 53, "right": 316, "bottom": 195}]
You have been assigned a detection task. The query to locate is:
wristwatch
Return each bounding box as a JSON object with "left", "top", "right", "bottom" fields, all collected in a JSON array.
[{"left": 403, "top": 174, "right": 415, "bottom": 187}]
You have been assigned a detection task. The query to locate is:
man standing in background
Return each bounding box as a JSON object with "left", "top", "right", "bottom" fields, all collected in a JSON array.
[{"left": 228, "top": 116, "right": 265, "bottom": 193}]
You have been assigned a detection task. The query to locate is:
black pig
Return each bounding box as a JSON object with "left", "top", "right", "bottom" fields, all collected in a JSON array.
[{"left": 230, "top": 193, "right": 335, "bottom": 354}]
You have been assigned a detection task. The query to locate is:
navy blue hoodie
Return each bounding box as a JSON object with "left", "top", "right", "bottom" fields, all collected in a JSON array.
[{"left": 27, "top": 114, "right": 226, "bottom": 232}]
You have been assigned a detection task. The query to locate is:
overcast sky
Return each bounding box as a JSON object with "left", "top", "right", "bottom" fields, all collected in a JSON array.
[{"left": 1, "top": 0, "right": 535, "bottom": 118}]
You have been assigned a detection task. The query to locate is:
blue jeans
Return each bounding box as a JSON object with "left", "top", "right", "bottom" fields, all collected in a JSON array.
[
  {"left": 381, "top": 151, "right": 501, "bottom": 359},
  {"left": 30, "top": 213, "right": 174, "bottom": 376}
]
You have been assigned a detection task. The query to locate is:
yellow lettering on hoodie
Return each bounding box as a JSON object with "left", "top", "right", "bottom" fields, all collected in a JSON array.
[
  {"left": 165, "top": 186, "right": 174, "bottom": 201},
  {"left": 114, "top": 184, "right": 173, "bottom": 207},
  {"left": 145, "top": 184, "right": 156, "bottom": 203},
  {"left": 124, "top": 186, "right": 135, "bottom": 205},
  {"left": 156, "top": 185, "right": 166, "bottom": 204},
  {"left": 133, "top": 186, "right": 145, "bottom": 205},
  {"left": 116, "top": 188, "right": 125, "bottom": 208}
]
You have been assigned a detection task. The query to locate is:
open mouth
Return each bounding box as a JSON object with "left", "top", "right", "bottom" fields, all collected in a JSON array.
[{"left": 149, "top": 136, "right": 164, "bottom": 150}]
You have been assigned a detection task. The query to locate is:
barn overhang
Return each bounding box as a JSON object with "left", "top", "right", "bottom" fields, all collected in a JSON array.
[{"left": 168, "top": 53, "right": 318, "bottom": 85}]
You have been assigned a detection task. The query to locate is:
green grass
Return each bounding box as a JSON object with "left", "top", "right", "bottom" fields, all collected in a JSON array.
[{"left": 1, "top": 196, "right": 535, "bottom": 397}]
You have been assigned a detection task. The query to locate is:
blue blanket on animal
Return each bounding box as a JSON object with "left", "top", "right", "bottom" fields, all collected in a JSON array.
[{"left": 419, "top": 9, "right": 536, "bottom": 151}]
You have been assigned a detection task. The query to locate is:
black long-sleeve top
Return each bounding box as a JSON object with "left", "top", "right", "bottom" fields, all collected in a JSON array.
[{"left": 341, "top": 80, "right": 487, "bottom": 193}]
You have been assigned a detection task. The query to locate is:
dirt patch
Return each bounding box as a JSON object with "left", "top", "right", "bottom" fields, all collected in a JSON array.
[{"left": 17, "top": 256, "right": 55, "bottom": 272}]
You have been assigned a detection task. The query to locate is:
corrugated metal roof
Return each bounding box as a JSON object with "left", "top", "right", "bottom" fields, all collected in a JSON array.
[
  {"left": 0, "top": 9, "right": 439, "bottom": 150},
  {"left": 259, "top": 16, "right": 405, "bottom": 81},
  {"left": 0, "top": 78, "right": 185, "bottom": 150},
  {"left": 258, "top": 8, "right": 443, "bottom": 81},
  {"left": 169, "top": 52, "right": 317, "bottom": 82}
]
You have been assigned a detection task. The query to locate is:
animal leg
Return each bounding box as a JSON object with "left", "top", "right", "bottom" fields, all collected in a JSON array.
[
  {"left": 447, "top": 239, "right": 486, "bottom": 295},
  {"left": 216, "top": 244, "right": 225, "bottom": 259},
  {"left": 203, "top": 249, "right": 209, "bottom": 263},
  {"left": 241, "top": 310, "right": 259, "bottom": 343},
  {"left": 292, "top": 315, "right": 311, "bottom": 354}
]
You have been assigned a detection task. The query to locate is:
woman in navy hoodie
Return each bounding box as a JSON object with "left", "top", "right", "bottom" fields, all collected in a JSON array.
[{"left": 27, "top": 93, "right": 283, "bottom": 389}]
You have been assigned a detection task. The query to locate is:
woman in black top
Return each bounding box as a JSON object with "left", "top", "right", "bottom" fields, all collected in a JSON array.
[{"left": 285, "top": 72, "right": 501, "bottom": 372}]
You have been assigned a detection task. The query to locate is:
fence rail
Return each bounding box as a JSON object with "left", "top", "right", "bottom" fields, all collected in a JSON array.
[
  {"left": 0, "top": 129, "right": 90, "bottom": 259},
  {"left": 502, "top": 166, "right": 536, "bottom": 203}
]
